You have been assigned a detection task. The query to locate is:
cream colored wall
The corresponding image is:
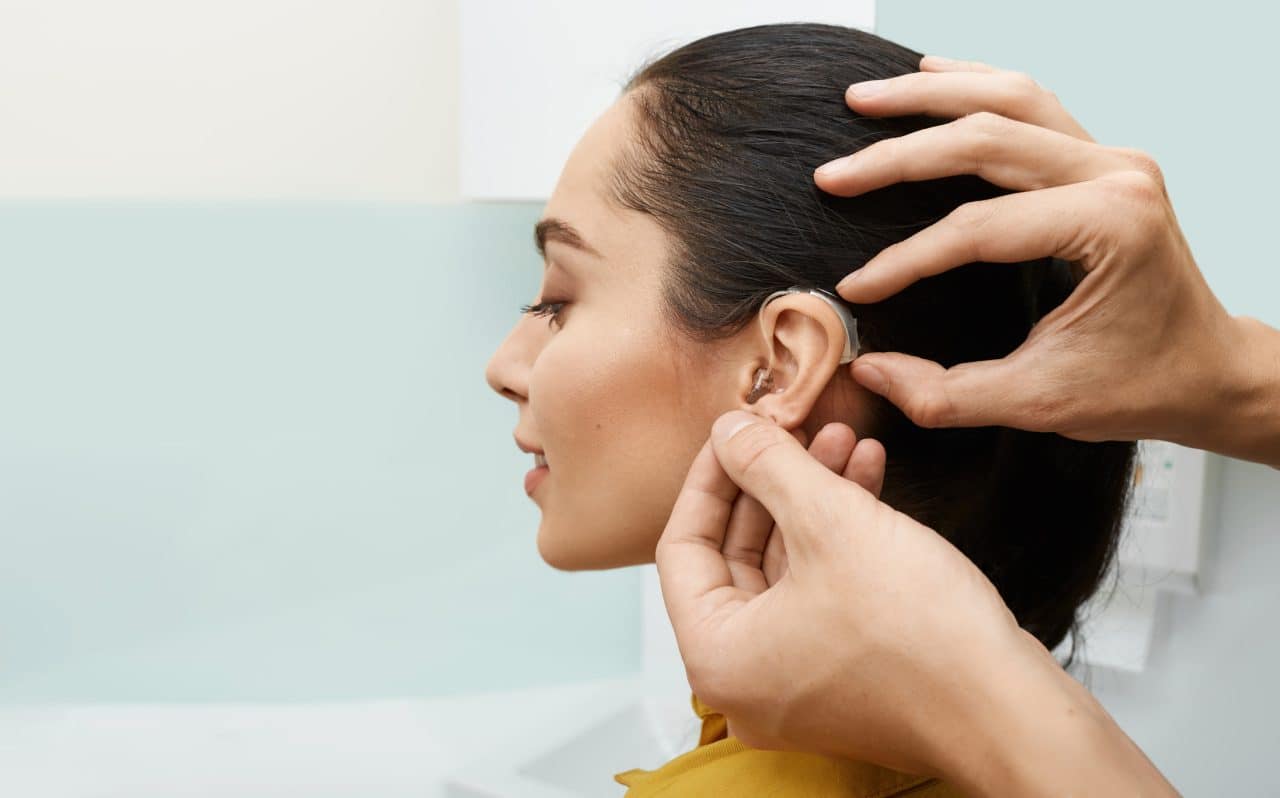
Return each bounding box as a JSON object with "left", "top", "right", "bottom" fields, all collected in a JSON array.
[{"left": 0, "top": 0, "right": 459, "bottom": 202}]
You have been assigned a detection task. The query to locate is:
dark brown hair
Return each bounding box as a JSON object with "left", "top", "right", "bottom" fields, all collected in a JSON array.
[{"left": 615, "top": 23, "right": 1134, "bottom": 652}]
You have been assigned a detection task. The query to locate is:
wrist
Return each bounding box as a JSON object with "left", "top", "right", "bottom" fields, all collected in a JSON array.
[
  {"left": 927, "top": 630, "right": 1176, "bottom": 797},
  {"left": 1205, "top": 316, "right": 1280, "bottom": 468}
]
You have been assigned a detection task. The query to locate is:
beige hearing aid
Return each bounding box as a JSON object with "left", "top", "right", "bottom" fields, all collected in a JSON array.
[{"left": 746, "top": 286, "right": 860, "bottom": 404}]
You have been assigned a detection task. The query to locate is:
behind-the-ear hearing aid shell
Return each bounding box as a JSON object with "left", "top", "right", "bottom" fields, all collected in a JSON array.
[{"left": 760, "top": 286, "right": 861, "bottom": 364}]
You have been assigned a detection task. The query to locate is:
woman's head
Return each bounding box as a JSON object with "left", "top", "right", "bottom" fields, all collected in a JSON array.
[{"left": 486, "top": 23, "right": 1134, "bottom": 651}]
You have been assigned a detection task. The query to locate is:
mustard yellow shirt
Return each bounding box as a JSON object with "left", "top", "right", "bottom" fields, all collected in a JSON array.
[{"left": 615, "top": 694, "right": 965, "bottom": 797}]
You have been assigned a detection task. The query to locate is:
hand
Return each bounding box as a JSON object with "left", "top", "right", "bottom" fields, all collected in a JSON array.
[
  {"left": 729, "top": 419, "right": 886, "bottom": 591},
  {"left": 657, "top": 410, "right": 1026, "bottom": 776},
  {"left": 656, "top": 409, "right": 1178, "bottom": 796},
  {"left": 816, "top": 55, "right": 1280, "bottom": 468}
]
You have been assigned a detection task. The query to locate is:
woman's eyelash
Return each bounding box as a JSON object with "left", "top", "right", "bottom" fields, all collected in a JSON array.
[{"left": 519, "top": 299, "right": 567, "bottom": 325}]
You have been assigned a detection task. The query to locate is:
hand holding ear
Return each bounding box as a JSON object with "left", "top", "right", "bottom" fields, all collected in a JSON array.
[
  {"left": 817, "top": 55, "right": 1280, "bottom": 469},
  {"left": 655, "top": 409, "right": 1177, "bottom": 796}
]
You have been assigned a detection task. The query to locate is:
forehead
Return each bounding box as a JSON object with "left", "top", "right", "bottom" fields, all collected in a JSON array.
[
  {"left": 548, "top": 97, "right": 631, "bottom": 208},
  {"left": 541, "top": 96, "right": 664, "bottom": 265}
]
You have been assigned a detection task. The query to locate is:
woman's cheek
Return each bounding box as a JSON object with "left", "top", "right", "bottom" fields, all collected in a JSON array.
[
  {"left": 528, "top": 324, "right": 699, "bottom": 564},
  {"left": 535, "top": 320, "right": 658, "bottom": 432}
]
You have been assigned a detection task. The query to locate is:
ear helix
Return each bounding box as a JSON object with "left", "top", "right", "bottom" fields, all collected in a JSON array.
[
  {"left": 747, "top": 285, "right": 859, "bottom": 406},
  {"left": 758, "top": 286, "right": 861, "bottom": 364}
]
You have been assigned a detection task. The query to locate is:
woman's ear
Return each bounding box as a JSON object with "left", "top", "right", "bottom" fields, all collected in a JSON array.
[{"left": 739, "top": 293, "right": 847, "bottom": 430}]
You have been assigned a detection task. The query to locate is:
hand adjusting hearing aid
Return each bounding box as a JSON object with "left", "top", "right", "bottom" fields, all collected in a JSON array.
[{"left": 746, "top": 286, "right": 861, "bottom": 404}]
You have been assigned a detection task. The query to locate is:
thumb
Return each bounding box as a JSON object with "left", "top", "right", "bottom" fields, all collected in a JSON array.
[
  {"left": 710, "top": 411, "right": 875, "bottom": 546},
  {"left": 850, "top": 352, "right": 1028, "bottom": 430}
]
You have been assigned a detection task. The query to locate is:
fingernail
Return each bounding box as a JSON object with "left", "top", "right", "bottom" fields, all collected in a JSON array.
[
  {"left": 836, "top": 269, "right": 864, "bottom": 293},
  {"left": 815, "top": 155, "right": 851, "bottom": 177},
  {"left": 714, "top": 410, "right": 759, "bottom": 443},
  {"left": 852, "top": 362, "right": 887, "bottom": 394},
  {"left": 921, "top": 54, "right": 955, "bottom": 67},
  {"left": 846, "top": 79, "right": 888, "bottom": 99}
]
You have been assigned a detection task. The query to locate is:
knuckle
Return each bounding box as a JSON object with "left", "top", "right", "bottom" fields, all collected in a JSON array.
[
  {"left": 731, "top": 423, "right": 789, "bottom": 481},
  {"left": 1112, "top": 147, "right": 1166, "bottom": 187},
  {"left": 722, "top": 541, "right": 763, "bottom": 566},
  {"left": 1006, "top": 71, "right": 1043, "bottom": 99},
  {"left": 1002, "top": 72, "right": 1062, "bottom": 119},
  {"left": 956, "top": 114, "right": 1002, "bottom": 165},
  {"left": 963, "top": 109, "right": 1009, "bottom": 135},
  {"left": 941, "top": 200, "right": 995, "bottom": 264},
  {"left": 1101, "top": 169, "right": 1167, "bottom": 214},
  {"left": 948, "top": 198, "right": 995, "bottom": 234},
  {"left": 904, "top": 389, "right": 954, "bottom": 429}
]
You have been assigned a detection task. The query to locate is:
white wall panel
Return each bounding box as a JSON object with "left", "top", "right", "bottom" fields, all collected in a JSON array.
[{"left": 459, "top": 0, "right": 875, "bottom": 200}]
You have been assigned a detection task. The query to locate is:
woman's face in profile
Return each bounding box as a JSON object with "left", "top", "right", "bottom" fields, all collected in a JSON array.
[{"left": 485, "top": 96, "right": 752, "bottom": 570}]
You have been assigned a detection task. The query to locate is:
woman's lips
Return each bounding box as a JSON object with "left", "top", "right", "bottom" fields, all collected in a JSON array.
[{"left": 524, "top": 464, "right": 550, "bottom": 496}]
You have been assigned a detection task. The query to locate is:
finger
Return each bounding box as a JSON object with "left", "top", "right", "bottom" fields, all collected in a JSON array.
[
  {"left": 721, "top": 495, "right": 771, "bottom": 593},
  {"left": 836, "top": 180, "right": 1102, "bottom": 303},
  {"left": 807, "top": 422, "right": 857, "bottom": 473},
  {"left": 762, "top": 423, "right": 855, "bottom": 585},
  {"left": 844, "top": 437, "right": 887, "bottom": 499},
  {"left": 843, "top": 69, "right": 1091, "bottom": 141},
  {"left": 718, "top": 424, "right": 811, "bottom": 590},
  {"left": 850, "top": 351, "right": 1056, "bottom": 432},
  {"left": 762, "top": 521, "right": 788, "bottom": 586},
  {"left": 919, "top": 54, "right": 1001, "bottom": 74},
  {"left": 709, "top": 411, "right": 877, "bottom": 557},
  {"left": 815, "top": 112, "right": 1121, "bottom": 198},
  {"left": 655, "top": 435, "right": 756, "bottom": 638}
]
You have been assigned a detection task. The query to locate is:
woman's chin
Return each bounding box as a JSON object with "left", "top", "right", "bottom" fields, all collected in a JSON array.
[
  {"left": 536, "top": 527, "right": 593, "bottom": 571},
  {"left": 536, "top": 525, "right": 652, "bottom": 571}
]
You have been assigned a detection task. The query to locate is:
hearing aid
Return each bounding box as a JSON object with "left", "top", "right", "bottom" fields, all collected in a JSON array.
[
  {"left": 746, "top": 286, "right": 861, "bottom": 404},
  {"left": 746, "top": 367, "right": 776, "bottom": 404}
]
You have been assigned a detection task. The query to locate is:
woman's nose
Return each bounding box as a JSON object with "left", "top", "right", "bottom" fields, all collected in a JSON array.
[{"left": 485, "top": 323, "right": 534, "bottom": 403}]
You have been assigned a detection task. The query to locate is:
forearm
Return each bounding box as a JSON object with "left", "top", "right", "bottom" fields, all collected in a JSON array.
[
  {"left": 1190, "top": 315, "right": 1280, "bottom": 469},
  {"left": 928, "top": 632, "right": 1177, "bottom": 797}
]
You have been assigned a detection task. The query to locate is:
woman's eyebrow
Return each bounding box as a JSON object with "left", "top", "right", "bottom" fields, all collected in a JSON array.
[{"left": 534, "top": 216, "right": 603, "bottom": 260}]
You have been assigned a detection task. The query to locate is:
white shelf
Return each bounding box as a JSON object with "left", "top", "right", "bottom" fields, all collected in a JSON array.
[{"left": 0, "top": 678, "right": 646, "bottom": 798}]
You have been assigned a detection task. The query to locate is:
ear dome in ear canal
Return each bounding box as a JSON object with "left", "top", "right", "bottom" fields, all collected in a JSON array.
[{"left": 746, "top": 367, "right": 774, "bottom": 404}]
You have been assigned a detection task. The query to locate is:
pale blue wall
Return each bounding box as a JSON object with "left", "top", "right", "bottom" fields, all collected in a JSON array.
[
  {"left": 879, "top": 3, "right": 1280, "bottom": 793},
  {"left": 879, "top": 1, "right": 1279, "bottom": 327},
  {"left": 0, "top": 203, "right": 640, "bottom": 702}
]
